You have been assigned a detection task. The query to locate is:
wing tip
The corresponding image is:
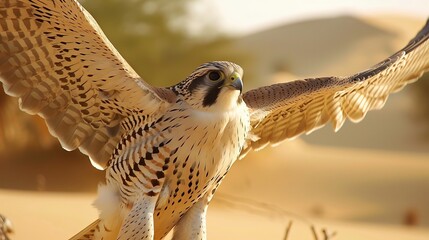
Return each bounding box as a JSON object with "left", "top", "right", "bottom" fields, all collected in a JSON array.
[{"left": 89, "top": 156, "right": 106, "bottom": 170}]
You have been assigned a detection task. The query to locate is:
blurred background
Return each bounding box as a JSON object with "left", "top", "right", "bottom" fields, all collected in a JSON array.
[{"left": 0, "top": 0, "right": 428, "bottom": 239}]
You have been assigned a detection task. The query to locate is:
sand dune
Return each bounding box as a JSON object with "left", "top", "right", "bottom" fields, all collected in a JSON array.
[
  {"left": 206, "top": 207, "right": 429, "bottom": 240},
  {"left": 219, "top": 140, "right": 429, "bottom": 226}
]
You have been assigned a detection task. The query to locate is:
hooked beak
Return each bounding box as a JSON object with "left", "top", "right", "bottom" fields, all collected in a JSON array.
[{"left": 223, "top": 71, "right": 243, "bottom": 93}]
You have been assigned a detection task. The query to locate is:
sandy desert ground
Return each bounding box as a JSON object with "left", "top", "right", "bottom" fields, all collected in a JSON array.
[{"left": 1, "top": 140, "right": 429, "bottom": 240}]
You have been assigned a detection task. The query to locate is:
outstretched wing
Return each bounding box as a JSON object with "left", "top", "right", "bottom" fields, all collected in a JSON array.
[
  {"left": 0, "top": 0, "right": 176, "bottom": 169},
  {"left": 242, "top": 18, "right": 429, "bottom": 156}
]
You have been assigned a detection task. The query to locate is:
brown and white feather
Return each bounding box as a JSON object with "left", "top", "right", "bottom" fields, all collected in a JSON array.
[
  {"left": 241, "top": 19, "right": 429, "bottom": 156},
  {"left": 0, "top": 214, "right": 12, "bottom": 240},
  {"left": 0, "top": 0, "right": 175, "bottom": 169}
]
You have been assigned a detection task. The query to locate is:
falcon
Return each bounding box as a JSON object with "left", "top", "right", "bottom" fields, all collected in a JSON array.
[{"left": 0, "top": 0, "right": 428, "bottom": 239}]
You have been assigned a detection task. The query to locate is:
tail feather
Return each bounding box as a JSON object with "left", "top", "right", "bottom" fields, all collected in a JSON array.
[{"left": 69, "top": 219, "right": 101, "bottom": 240}]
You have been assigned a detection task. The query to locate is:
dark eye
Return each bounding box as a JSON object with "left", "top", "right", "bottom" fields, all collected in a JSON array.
[{"left": 208, "top": 71, "right": 221, "bottom": 81}]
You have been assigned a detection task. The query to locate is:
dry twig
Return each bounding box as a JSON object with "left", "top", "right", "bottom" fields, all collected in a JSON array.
[{"left": 283, "top": 221, "right": 293, "bottom": 240}]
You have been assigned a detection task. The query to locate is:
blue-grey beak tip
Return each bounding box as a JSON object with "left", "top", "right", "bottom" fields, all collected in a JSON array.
[{"left": 231, "top": 78, "right": 243, "bottom": 93}]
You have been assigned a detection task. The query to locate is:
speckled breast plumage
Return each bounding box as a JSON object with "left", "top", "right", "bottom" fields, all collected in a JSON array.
[{"left": 105, "top": 97, "right": 250, "bottom": 239}]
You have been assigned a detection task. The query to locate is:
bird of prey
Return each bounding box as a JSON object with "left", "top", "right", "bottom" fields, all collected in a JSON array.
[
  {"left": 0, "top": 214, "right": 13, "bottom": 240},
  {"left": 0, "top": 0, "right": 428, "bottom": 239}
]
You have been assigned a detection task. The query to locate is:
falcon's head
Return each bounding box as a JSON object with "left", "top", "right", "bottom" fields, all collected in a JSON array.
[{"left": 173, "top": 61, "right": 244, "bottom": 111}]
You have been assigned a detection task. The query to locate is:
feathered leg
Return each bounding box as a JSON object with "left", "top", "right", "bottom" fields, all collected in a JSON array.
[
  {"left": 171, "top": 198, "right": 208, "bottom": 240},
  {"left": 117, "top": 195, "right": 158, "bottom": 240}
]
